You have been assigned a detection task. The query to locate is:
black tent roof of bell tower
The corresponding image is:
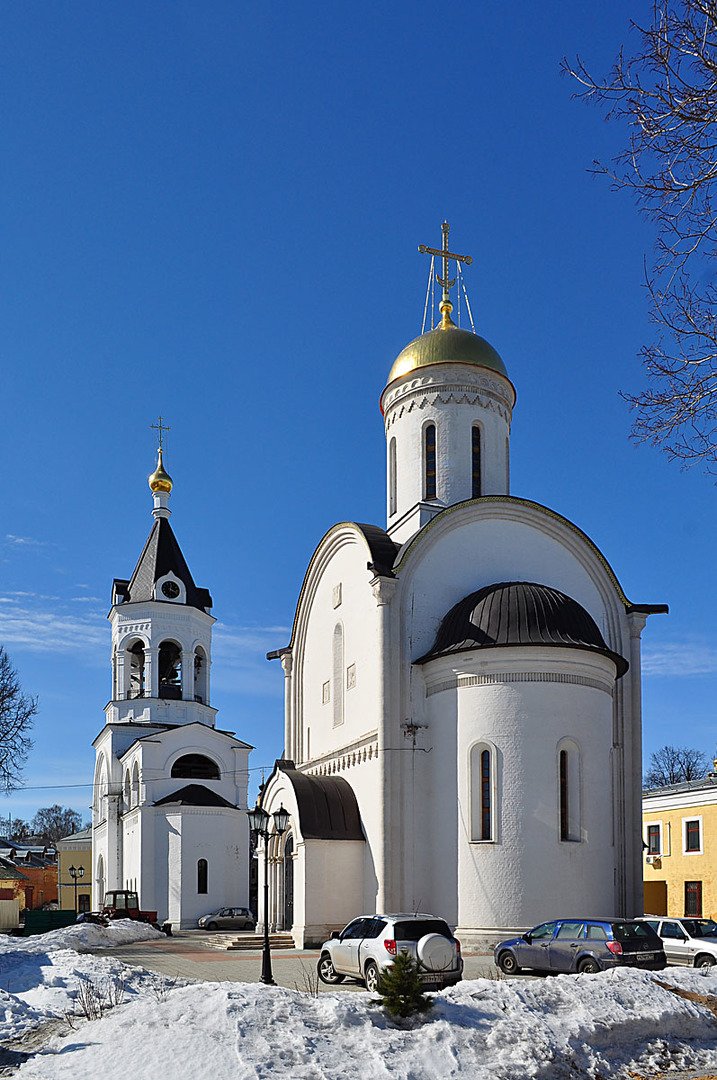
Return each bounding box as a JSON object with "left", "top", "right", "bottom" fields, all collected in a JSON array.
[{"left": 116, "top": 517, "right": 212, "bottom": 612}]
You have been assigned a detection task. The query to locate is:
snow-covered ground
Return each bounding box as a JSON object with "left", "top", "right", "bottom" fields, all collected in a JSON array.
[{"left": 1, "top": 924, "right": 716, "bottom": 1078}]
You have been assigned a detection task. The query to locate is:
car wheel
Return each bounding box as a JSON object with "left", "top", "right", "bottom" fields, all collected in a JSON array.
[
  {"left": 206, "top": 922, "right": 218, "bottom": 931},
  {"left": 364, "top": 960, "right": 380, "bottom": 993},
  {"left": 578, "top": 957, "right": 601, "bottom": 975},
  {"left": 317, "top": 953, "right": 344, "bottom": 985},
  {"left": 695, "top": 954, "right": 716, "bottom": 969},
  {"left": 497, "top": 951, "right": 521, "bottom": 975}
]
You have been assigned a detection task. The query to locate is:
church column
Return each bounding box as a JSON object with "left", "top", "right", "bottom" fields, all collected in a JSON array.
[
  {"left": 371, "top": 575, "right": 397, "bottom": 913},
  {"left": 147, "top": 645, "right": 159, "bottom": 698},
  {"left": 106, "top": 790, "right": 122, "bottom": 891},
  {"left": 114, "top": 648, "right": 124, "bottom": 700},
  {"left": 280, "top": 652, "right": 294, "bottom": 761},
  {"left": 181, "top": 650, "right": 194, "bottom": 701}
]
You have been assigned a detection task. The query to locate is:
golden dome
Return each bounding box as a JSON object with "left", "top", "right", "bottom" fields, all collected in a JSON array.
[
  {"left": 148, "top": 448, "right": 173, "bottom": 494},
  {"left": 385, "top": 303, "right": 509, "bottom": 388}
]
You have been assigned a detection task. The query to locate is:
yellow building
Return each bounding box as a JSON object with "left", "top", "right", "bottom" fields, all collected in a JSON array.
[
  {"left": 56, "top": 828, "right": 92, "bottom": 913},
  {"left": 643, "top": 771, "right": 717, "bottom": 919}
]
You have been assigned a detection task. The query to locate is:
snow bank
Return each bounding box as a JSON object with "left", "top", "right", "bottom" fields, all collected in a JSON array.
[
  {"left": 0, "top": 919, "right": 164, "bottom": 954},
  {"left": 0, "top": 921, "right": 170, "bottom": 1044},
  {"left": 9, "top": 965, "right": 717, "bottom": 1079}
]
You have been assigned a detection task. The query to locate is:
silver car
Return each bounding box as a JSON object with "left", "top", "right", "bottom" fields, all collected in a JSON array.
[
  {"left": 639, "top": 917, "right": 717, "bottom": 968},
  {"left": 317, "top": 913, "right": 463, "bottom": 992},
  {"left": 197, "top": 907, "right": 256, "bottom": 931}
]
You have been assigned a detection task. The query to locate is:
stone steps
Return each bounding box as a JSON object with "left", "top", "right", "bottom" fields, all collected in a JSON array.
[{"left": 203, "top": 932, "right": 294, "bottom": 951}]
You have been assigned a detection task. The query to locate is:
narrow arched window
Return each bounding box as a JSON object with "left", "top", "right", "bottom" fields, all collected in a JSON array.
[
  {"left": 559, "top": 750, "right": 569, "bottom": 841},
  {"left": 424, "top": 424, "right": 437, "bottom": 500},
  {"left": 470, "top": 742, "right": 496, "bottom": 841},
  {"left": 472, "top": 426, "right": 482, "bottom": 498},
  {"left": 194, "top": 647, "right": 208, "bottom": 705},
  {"left": 389, "top": 437, "right": 397, "bottom": 517},
  {"left": 332, "top": 624, "right": 344, "bottom": 727},
  {"left": 480, "top": 749, "right": 491, "bottom": 840},
  {"left": 128, "top": 641, "right": 145, "bottom": 699},
  {"left": 558, "top": 741, "right": 581, "bottom": 842},
  {"left": 197, "top": 858, "right": 208, "bottom": 894}
]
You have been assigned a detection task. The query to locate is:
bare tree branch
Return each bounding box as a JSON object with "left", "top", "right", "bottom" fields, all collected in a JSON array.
[
  {"left": 644, "top": 743, "right": 711, "bottom": 788},
  {"left": 0, "top": 646, "right": 35, "bottom": 794},
  {"left": 564, "top": 1, "right": 717, "bottom": 469}
]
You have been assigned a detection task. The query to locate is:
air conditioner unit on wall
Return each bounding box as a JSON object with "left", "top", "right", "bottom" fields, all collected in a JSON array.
[{"left": 645, "top": 854, "right": 660, "bottom": 865}]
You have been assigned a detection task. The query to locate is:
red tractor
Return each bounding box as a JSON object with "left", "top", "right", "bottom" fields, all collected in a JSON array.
[{"left": 100, "top": 890, "right": 171, "bottom": 933}]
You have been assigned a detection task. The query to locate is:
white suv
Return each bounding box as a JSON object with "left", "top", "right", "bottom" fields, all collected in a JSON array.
[
  {"left": 640, "top": 917, "right": 717, "bottom": 968},
  {"left": 317, "top": 913, "right": 463, "bottom": 992}
]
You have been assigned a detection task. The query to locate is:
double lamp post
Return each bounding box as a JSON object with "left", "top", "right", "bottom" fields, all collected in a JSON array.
[
  {"left": 246, "top": 802, "right": 289, "bottom": 986},
  {"left": 68, "top": 864, "right": 85, "bottom": 913}
]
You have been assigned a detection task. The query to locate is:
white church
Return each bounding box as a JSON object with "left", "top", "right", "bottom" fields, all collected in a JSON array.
[
  {"left": 91, "top": 446, "right": 252, "bottom": 928},
  {"left": 259, "top": 223, "right": 667, "bottom": 947},
  {"left": 91, "top": 223, "right": 666, "bottom": 943}
]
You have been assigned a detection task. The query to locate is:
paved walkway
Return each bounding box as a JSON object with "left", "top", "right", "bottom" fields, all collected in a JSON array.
[{"left": 86, "top": 930, "right": 500, "bottom": 991}]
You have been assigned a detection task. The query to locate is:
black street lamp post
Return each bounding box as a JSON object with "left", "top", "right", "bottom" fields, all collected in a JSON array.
[
  {"left": 246, "top": 802, "right": 289, "bottom": 986},
  {"left": 68, "top": 864, "right": 85, "bottom": 913}
]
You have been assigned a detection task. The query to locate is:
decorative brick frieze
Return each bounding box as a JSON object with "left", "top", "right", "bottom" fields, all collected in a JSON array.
[
  {"left": 425, "top": 671, "right": 614, "bottom": 698},
  {"left": 300, "top": 731, "right": 379, "bottom": 776}
]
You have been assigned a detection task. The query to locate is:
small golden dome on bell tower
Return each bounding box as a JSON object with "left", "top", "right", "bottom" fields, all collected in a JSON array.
[{"left": 148, "top": 447, "right": 173, "bottom": 494}]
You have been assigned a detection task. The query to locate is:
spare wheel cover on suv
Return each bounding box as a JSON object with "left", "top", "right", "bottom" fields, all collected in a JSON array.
[{"left": 417, "top": 933, "right": 455, "bottom": 971}]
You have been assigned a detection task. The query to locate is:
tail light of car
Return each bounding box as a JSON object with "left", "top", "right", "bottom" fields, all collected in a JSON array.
[
  {"left": 606, "top": 940, "right": 623, "bottom": 956},
  {"left": 454, "top": 938, "right": 461, "bottom": 954},
  {"left": 384, "top": 939, "right": 397, "bottom": 956}
]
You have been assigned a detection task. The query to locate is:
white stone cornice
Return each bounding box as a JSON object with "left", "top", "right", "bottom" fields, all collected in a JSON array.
[
  {"left": 382, "top": 366, "right": 514, "bottom": 415},
  {"left": 300, "top": 730, "right": 379, "bottom": 775},
  {"left": 627, "top": 611, "right": 649, "bottom": 638},
  {"left": 425, "top": 669, "right": 615, "bottom": 697},
  {"left": 370, "top": 576, "right": 397, "bottom": 607},
  {"left": 280, "top": 652, "right": 293, "bottom": 676}
]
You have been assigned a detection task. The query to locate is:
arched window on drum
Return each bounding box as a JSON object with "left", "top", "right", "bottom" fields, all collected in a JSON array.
[{"left": 424, "top": 423, "right": 437, "bottom": 501}]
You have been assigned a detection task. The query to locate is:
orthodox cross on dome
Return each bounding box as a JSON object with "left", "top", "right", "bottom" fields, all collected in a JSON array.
[
  {"left": 419, "top": 221, "right": 473, "bottom": 327},
  {"left": 151, "top": 415, "right": 171, "bottom": 451}
]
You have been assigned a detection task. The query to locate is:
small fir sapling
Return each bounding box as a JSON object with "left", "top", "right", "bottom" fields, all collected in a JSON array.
[{"left": 376, "top": 952, "right": 433, "bottom": 1019}]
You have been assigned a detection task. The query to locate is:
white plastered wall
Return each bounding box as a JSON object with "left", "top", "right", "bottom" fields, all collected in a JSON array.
[
  {"left": 420, "top": 647, "right": 617, "bottom": 931},
  {"left": 290, "top": 527, "right": 384, "bottom": 767},
  {"left": 392, "top": 498, "right": 644, "bottom": 923},
  {"left": 259, "top": 769, "right": 367, "bottom": 948}
]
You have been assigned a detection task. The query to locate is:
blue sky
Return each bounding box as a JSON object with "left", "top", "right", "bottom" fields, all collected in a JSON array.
[{"left": 0, "top": 1, "right": 715, "bottom": 824}]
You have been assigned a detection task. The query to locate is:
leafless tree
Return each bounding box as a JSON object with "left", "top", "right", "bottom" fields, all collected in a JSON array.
[
  {"left": 0, "top": 646, "right": 35, "bottom": 793},
  {"left": 644, "top": 744, "right": 711, "bottom": 788},
  {"left": 8, "top": 818, "right": 32, "bottom": 841},
  {"left": 31, "top": 805, "right": 82, "bottom": 845},
  {"left": 564, "top": 1, "right": 717, "bottom": 470}
]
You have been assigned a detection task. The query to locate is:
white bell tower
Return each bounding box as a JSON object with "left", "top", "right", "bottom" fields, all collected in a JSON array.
[
  {"left": 91, "top": 425, "right": 251, "bottom": 928},
  {"left": 107, "top": 432, "right": 215, "bottom": 728}
]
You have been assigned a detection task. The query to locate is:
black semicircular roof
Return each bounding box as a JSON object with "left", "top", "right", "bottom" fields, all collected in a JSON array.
[
  {"left": 270, "top": 761, "right": 365, "bottom": 841},
  {"left": 416, "top": 580, "right": 628, "bottom": 678}
]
